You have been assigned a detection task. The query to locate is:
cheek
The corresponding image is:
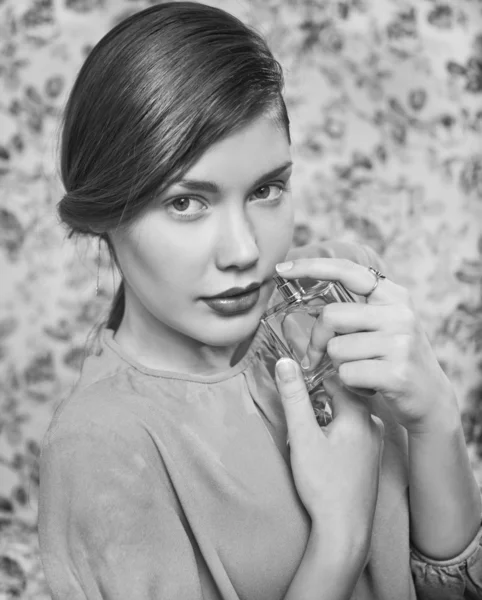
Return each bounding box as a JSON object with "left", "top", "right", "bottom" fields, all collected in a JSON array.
[
  {"left": 260, "top": 200, "right": 294, "bottom": 257},
  {"left": 114, "top": 219, "right": 203, "bottom": 296}
]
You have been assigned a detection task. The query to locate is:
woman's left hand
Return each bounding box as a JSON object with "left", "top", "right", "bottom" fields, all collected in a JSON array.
[{"left": 275, "top": 257, "right": 460, "bottom": 435}]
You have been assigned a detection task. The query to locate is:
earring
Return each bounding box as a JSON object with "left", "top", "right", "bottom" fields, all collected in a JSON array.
[{"left": 95, "top": 237, "right": 101, "bottom": 296}]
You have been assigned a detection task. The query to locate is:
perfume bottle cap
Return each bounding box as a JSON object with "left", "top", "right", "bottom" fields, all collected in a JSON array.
[{"left": 273, "top": 274, "right": 305, "bottom": 302}]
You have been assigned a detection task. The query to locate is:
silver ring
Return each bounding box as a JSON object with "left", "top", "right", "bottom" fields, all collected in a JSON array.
[{"left": 366, "top": 266, "right": 386, "bottom": 298}]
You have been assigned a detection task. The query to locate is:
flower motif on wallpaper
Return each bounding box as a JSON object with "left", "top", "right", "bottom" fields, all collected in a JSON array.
[{"left": 0, "top": 0, "right": 482, "bottom": 596}]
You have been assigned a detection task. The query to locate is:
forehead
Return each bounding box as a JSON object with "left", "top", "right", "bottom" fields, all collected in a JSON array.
[{"left": 180, "top": 116, "right": 291, "bottom": 187}]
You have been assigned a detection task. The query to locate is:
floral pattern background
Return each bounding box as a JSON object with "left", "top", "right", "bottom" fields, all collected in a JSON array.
[{"left": 0, "top": 0, "right": 481, "bottom": 597}]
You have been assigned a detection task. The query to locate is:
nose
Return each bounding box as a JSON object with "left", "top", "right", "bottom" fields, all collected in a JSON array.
[{"left": 215, "top": 206, "right": 259, "bottom": 271}]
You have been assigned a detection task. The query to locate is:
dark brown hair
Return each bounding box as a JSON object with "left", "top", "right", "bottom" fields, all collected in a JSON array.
[{"left": 58, "top": 1, "right": 290, "bottom": 332}]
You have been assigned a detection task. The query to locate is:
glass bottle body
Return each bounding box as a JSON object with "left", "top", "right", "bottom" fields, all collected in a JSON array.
[{"left": 261, "top": 279, "right": 356, "bottom": 426}]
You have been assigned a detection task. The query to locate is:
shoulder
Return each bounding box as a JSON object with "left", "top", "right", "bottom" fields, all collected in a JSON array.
[
  {"left": 40, "top": 378, "right": 162, "bottom": 484},
  {"left": 44, "top": 380, "right": 136, "bottom": 444},
  {"left": 38, "top": 383, "right": 179, "bottom": 524}
]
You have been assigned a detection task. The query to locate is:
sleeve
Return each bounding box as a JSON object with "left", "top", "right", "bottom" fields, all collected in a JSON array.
[
  {"left": 409, "top": 512, "right": 482, "bottom": 600},
  {"left": 38, "top": 417, "right": 203, "bottom": 600}
]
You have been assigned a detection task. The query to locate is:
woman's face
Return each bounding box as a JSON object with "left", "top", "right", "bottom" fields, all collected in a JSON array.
[{"left": 111, "top": 114, "right": 294, "bottom": 351}]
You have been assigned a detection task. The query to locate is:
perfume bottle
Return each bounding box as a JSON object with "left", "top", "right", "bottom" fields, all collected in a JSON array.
[{"left": 261, "top": 275, "right": 357, "bottom": 426}]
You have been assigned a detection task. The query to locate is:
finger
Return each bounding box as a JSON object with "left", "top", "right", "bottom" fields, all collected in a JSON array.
[
  {"left": 301, "top": 318, "right": 336, "bottom": 373},
  {"left": 275, "top": 358, "right": 321, "bottom": 444},
  {"left": 301, "top": 307, "right": 377, "bottom": 374},
  {"left": 371, "top": 414, "right": 385, "bottom": 440},
  {"left": 322, "top": 374, "right": 372, "bottom": 422},
  {"left": 284, "top": 246, "right": 335, "bottom": 292},
  {"left": 315, "top": 302, "right": 402, "bottom": 335},
  {"left": 276, "top": 258, "right": 402, "bottom": 304},
  {"left": 337, "top": 359, "right": 393, "bottom": 392},
  {"left": 344, "top": 384, "right": 378, "bottom": 398},
  {"left": 371, "top": 415, "right": 386, "bottom": 469},
  {"left": 301, "top": 307, "right": 396, "bottom": 373},
  {"left": 327, "top": 332, "right": 389, "bottom": 368}
]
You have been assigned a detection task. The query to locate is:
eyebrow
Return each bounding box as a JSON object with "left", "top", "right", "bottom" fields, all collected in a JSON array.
[{"left": 175, "top": 161, "right": 293, "bottom": 194}]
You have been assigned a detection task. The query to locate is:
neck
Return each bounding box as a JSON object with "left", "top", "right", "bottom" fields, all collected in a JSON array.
[{"left": 113, "top": 293, "right": 256, "bottom": 376}]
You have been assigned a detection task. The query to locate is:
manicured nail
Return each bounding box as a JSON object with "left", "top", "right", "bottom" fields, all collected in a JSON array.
[
  {"left": 276, "top": 261, "right": 293, "bottom": 272},
  {"left": 301, "top": 355, "right": 310, "bottom": 370},
  {"left": 276, "top": 358, "right": 297, "bottom": 382}
]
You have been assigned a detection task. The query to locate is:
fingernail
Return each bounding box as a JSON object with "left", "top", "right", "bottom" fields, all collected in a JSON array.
[
  {"left": 322, "top": 374, "right": 338, "bottom": 394},
  {"left": 276, "top": 358, "right": 297, "bottom": 382},
  {"left": 276, "top": 261, "right": 293, "bottom": 272},
  {"left": 301, "top": 355, "right": 310, "bottom": 370}
]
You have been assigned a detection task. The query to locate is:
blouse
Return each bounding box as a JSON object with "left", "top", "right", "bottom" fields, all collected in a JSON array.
[{"left": 38, "top": 241, "right": 482, "bottom": 600}]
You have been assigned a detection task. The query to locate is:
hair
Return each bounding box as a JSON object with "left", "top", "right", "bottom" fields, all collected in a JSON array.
[{"left": 58, "top": 1, "right": 290, "bottom": 332}]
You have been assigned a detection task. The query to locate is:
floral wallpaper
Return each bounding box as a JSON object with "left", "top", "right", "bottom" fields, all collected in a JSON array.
[{"left": 0, "top": 0, "right": 481, "bottom": 597}]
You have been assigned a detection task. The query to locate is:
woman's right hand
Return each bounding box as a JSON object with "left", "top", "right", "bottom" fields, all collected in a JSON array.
[{"left": 275, "top": 358, "right": 384, "bottom": 555}]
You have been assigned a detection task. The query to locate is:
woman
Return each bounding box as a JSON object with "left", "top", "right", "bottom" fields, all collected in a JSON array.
[{"left": 38, "top": 3, "right": 482, "bottom": 599}]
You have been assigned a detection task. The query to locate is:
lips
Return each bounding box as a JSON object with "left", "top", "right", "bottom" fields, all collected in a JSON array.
[
  {"left": 202, "top": 285, "right": 262, "bottom": 316},
  {"left": 207, "top": 282, "right": 261, "bottom": 300}
]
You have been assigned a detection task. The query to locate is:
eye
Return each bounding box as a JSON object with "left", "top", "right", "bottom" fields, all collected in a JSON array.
[
  {"left": 165, "top": 197, "right": 207, "bottom": 220},
  {"left": 252, "top": 184, "right": 287, "bottom": 202}
]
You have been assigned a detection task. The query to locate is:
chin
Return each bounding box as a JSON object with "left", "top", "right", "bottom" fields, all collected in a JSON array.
[{"left": 200, "top": 311, "right": 263, "bottom": 347}]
